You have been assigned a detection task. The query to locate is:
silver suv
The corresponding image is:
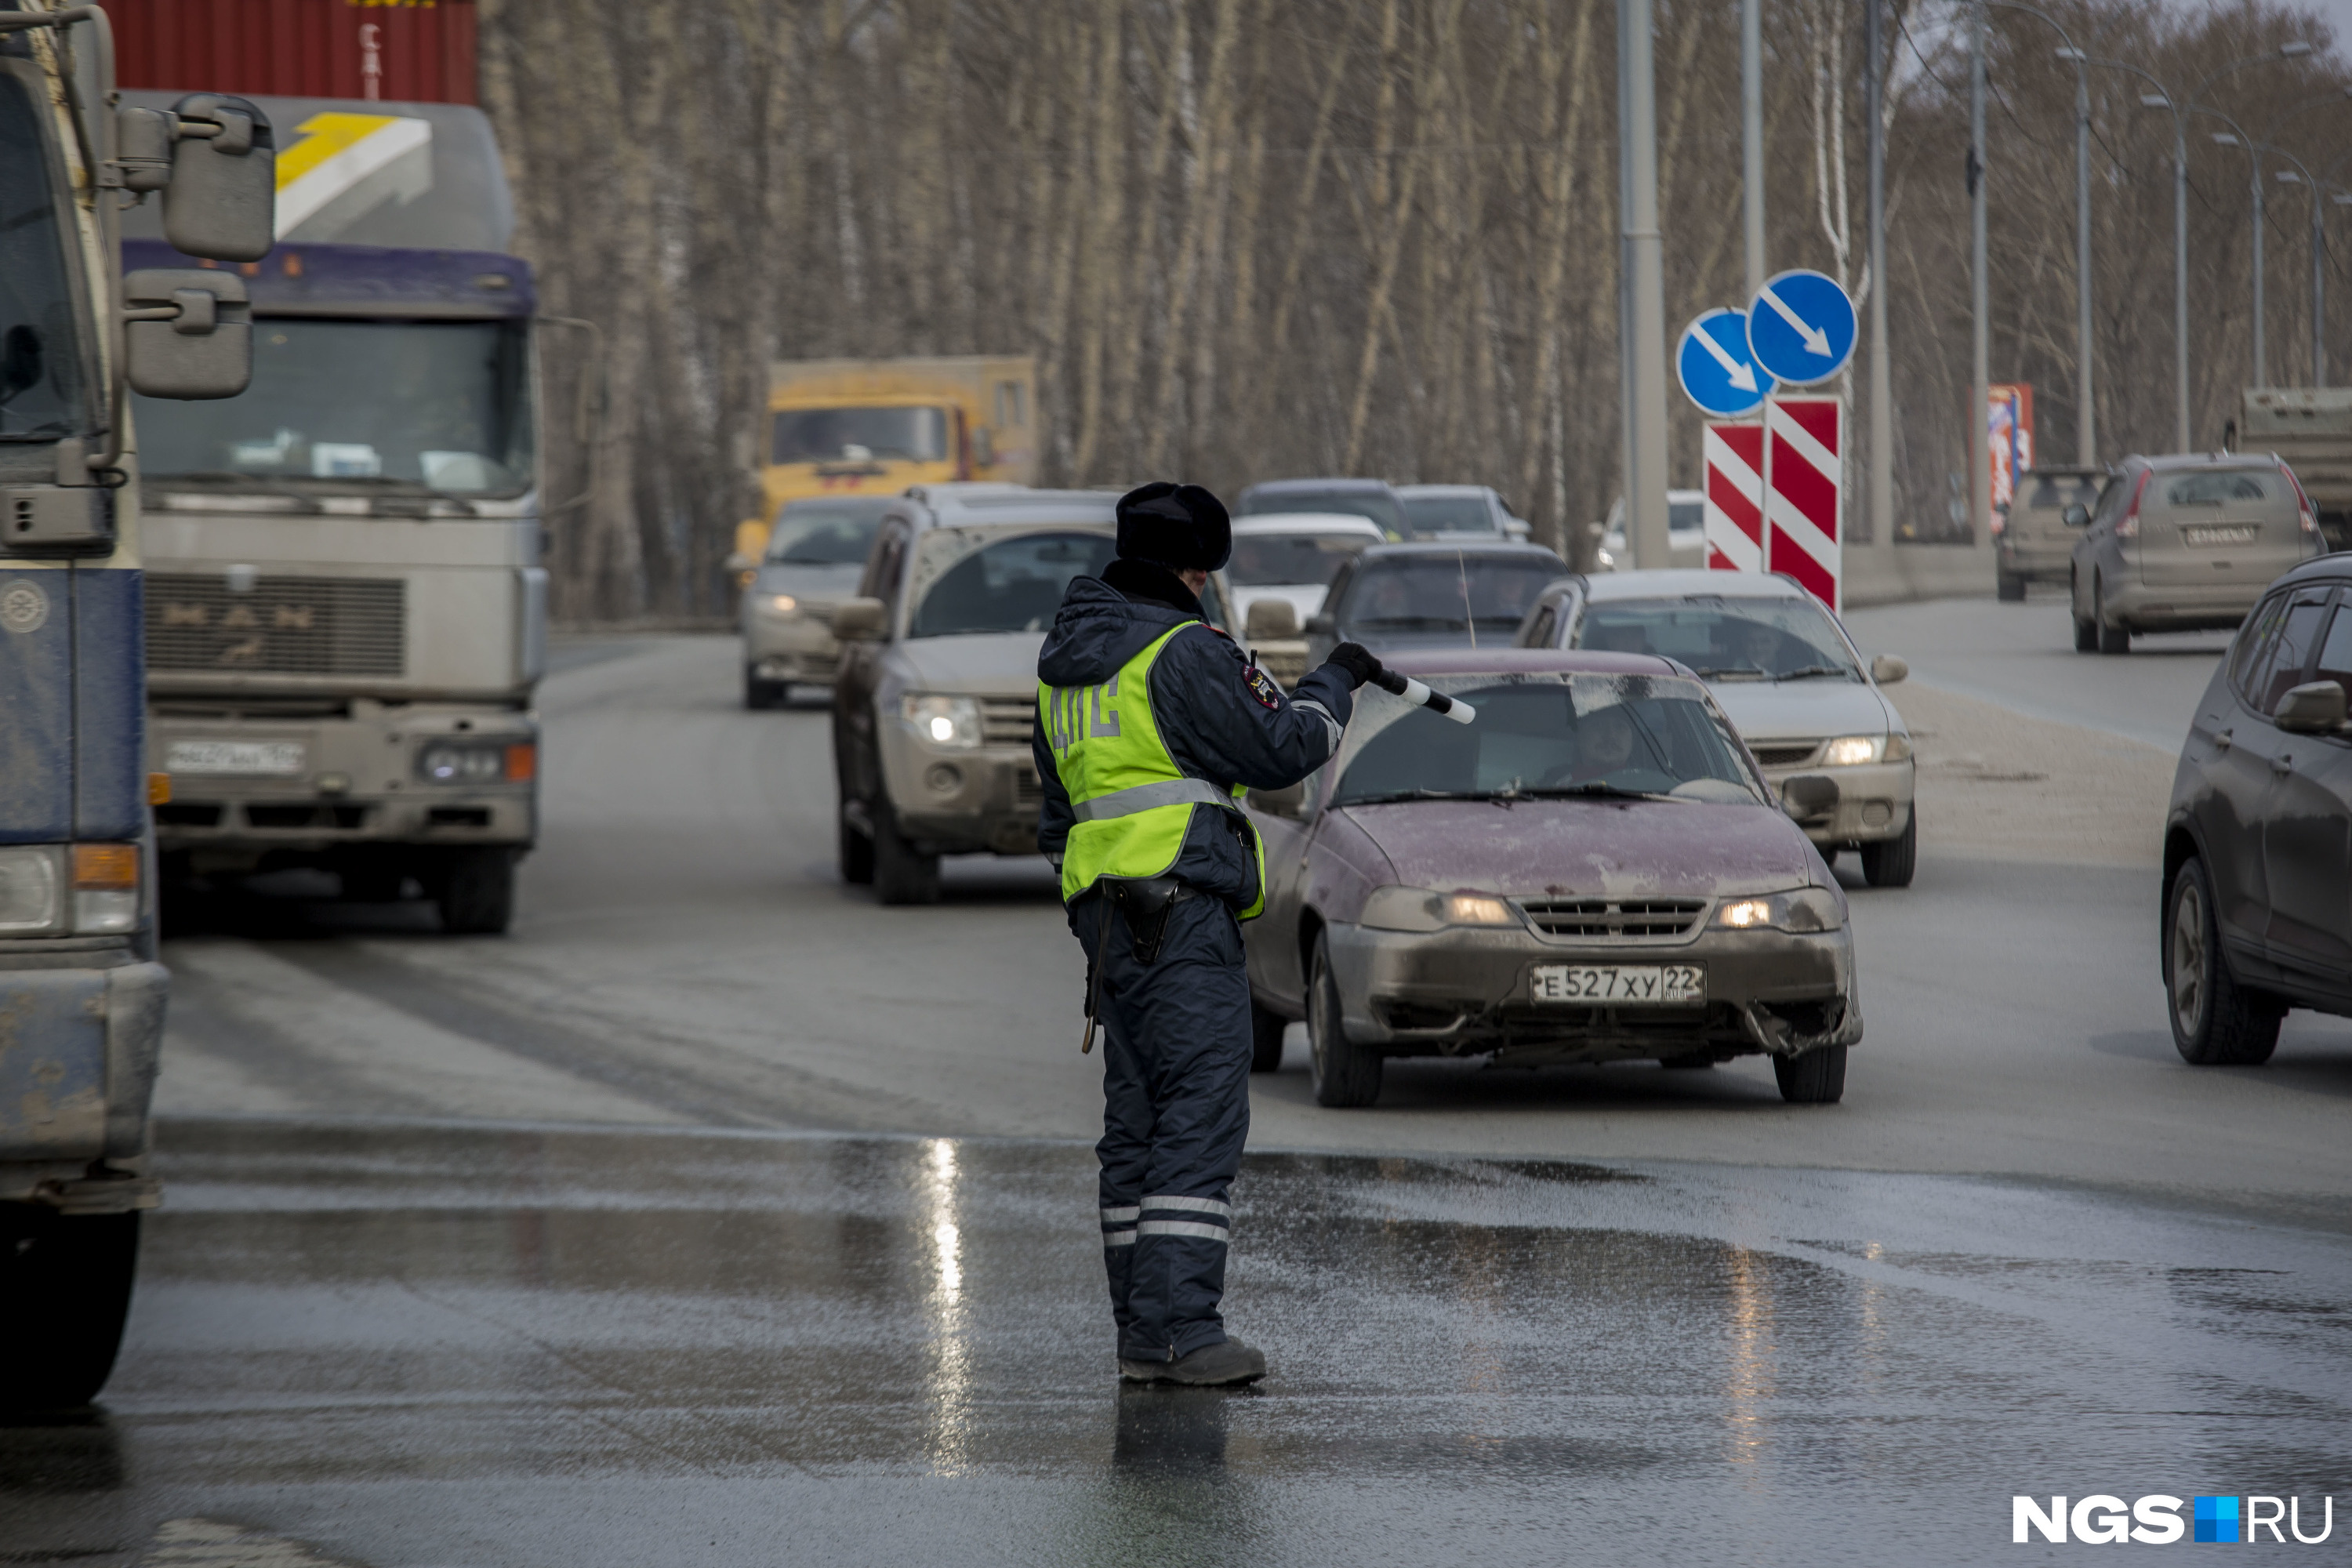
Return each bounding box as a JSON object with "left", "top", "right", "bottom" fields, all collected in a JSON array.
[{"left": 2071, "top": 453, "right": 2323, "bottom": 653}]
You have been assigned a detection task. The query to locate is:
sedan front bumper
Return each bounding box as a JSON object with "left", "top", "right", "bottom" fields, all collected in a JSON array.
[
  {"left": 1325, "top": 917, "right": 1860, "bottom": 1065},
  {"left": 742, "top": 608, "right": 843, "bottom": 686}
]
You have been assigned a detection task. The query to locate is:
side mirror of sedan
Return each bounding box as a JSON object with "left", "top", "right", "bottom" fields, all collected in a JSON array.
[
  {"left": 1780, "top": 773, "right": 1840, "bottom": 822},
  {"left": 1247, "top": 780, "right": 1305, "bottom": 818},
  {"left": 1870, "top": 654, "right": 1908, "bottom": 685},
  {"left": 2274, "top": 680, "right": 2348, "bottom": 733},
  {"left": 2063, "top": 503, "right": 2089, "bottom": 528},
  {"left": 831, "top": 597, "right": 888, "bottom": 641}
]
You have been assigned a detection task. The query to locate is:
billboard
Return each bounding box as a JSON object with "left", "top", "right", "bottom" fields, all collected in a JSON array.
[{"left": 1989, "top": 383, "right": 2035, "bottom": 535}]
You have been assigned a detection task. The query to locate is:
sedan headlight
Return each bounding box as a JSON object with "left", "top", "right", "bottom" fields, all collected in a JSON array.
[
  {"left": 902, "top": 693, "right": 983, "bottom": 750},
  {"left": 1361, "top": 885, "right": 1523, "bottom": 932},
  {"left": 1710, "top": 886, "right": 1846, "bottom": 933},
  {"left": 761, "top": 593, "right": 799, "bottom": 615},
  {"left": 0, "top": 846, "right": 64, "bottom": 935},
  {"left": 1819, "top": 733, "right": 1911, "bottom": 766},
  {"left": 418, "top": 742, "right": 534, "bottom": 785}
]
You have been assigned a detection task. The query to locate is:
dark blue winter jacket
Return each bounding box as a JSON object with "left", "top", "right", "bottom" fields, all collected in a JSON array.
[{"left": 1034, "top": 562, "right": 1355, "bottom": 912}]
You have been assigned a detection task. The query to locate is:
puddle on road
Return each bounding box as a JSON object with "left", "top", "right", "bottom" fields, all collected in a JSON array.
[{"left": 5, "top": 1119, "right": 2349, "bottom": 1567}]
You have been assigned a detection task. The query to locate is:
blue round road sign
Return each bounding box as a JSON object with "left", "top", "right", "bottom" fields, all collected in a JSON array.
[
  {"left": 1746, "top": 268, "right": 1858, "bottom": 386},
  {"left": 1675, "top": 308, "right": 1766, "bottom": 417}
]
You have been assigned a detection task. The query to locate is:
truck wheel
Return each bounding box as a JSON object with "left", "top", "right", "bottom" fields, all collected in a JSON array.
[
  {"left": 1997, "top": 570, "right": 2026, "bottom": 602},
  {"left": 2096, "top": 577, "right": 2131, "bottom": 654},
  {"left": 871, "top": 804, "right": 941, "bottom": 906},
  {"left": 1773, "top": 1047, "right": 1847, "bottom": 1104},
  {"left": 1249, "top": 1000, "right": 1288, "bottom": 1073},
  {"left": 1307, "top": 931, "right": 1381, "bottom": 1107},
  {"left": 434, "top": 848, "right": 517, "bottom": 935},
  {"left": 839, "top": 810, "right": 875, "bottom": 885},
  {"left": 0, "top": 1207, "right": 140, "bottom": 1411},
  {"left": 2165, "top": 856, "right": 2282, "bottom": 1065},
  {"left": 1860, "top": 808, "right": 1917, "bottom": 887}
]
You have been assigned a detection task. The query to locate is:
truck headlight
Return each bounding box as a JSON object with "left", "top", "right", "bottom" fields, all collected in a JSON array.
[
  {"left": 1361, "top": 885, "right": 1523, "bottom": 932},
  {"left": 902, "top": 693, "right": 983, "bottom": 749},
  {"left": 72, "top": 843, "right": 140, "bottom": 935},
  {"left": 418, "top": 742, "right": 534, "bottom": 784},
  {"left": 0, "top": 846, "right": 64, "bottom": 935},
  {"left": 1711, "top": 886, "right": 1845, "bottom": 933}
]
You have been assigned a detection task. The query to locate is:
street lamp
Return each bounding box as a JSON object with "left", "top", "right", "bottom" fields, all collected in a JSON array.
[
  {"left": 1993, "top": 2, "right": 2095, "bottom": 466},
  {"left": 2204, "top": 120, "right": 2271, "bottom": 387},
  {"left": 2255, "top": 147, "right": 2332, "bottom": 387},
  {"left": 2185, "top": 45, "right": 2317, "bottom": 396}
]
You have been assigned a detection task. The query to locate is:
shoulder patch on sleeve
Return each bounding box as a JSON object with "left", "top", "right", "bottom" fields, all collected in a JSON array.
[{"left": 1241, "top": 662, "right": 1284, "bottom": 711}]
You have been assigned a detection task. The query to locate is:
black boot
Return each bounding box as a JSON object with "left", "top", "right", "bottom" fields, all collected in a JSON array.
[{"left": 1120, "top": 1338, "right": 1266, "bottom": 1386}]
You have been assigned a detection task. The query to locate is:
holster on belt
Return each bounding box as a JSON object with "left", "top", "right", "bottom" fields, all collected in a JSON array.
[{"left": 1078, "top": 876, "right": 1195, "bottom": 1054}]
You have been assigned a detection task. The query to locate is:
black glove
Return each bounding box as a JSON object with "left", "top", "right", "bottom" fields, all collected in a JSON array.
[{"left": 1323, "top": 641, "right": 1385, "bottom": 691}]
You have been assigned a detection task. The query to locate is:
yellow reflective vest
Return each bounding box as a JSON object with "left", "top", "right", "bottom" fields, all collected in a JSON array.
[{"left": 1038, "top": 624, "right": 1267, "bottom": 919}]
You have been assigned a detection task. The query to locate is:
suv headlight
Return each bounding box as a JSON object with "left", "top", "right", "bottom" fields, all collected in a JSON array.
[
  {"left": 902, "top": 693, "right": 983, "bottom": 750},
  {"left": 1819, "top": 733, "right": 1911, "bottom": 766},
  {"left": 418, "top": 742, "right": 535, "bottom": 785},
  {"left": 0, "top": 846, "right": 64, "bottom": 935},
  {"left": 1361, "top": 885, "right": 1523, "bottom": 932},
  {"left": 1710, "top": 886, "right": 1846, "bottom": 933}
]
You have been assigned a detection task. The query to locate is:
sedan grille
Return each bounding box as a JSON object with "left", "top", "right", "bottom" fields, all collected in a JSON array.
[
  {"left": 1519, "top": 898, "right": 1706, "bottom": 938},
  {"left": 981, "top": 696, "right": 1037, "bottom": 746},
  {"left": 1749, "top": 742, "right": 1820, "bottom": 768},
  {"left": 147, "top": 575, "right": 404, "bottom": 677}
]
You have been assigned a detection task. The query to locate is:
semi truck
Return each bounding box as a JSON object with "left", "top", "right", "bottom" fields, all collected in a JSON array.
[
  {"left": 732, "top": 355, "right": 1039, "bottom": 572},
  {"left": 118, "top": 92, "right": 549, "bottom": 932},
  {"left": 2, "top": 0, "right": 270, "bottom": 1407},
  {"left": 2228, "top": 388, "right": 2352, "bottom": 551}
]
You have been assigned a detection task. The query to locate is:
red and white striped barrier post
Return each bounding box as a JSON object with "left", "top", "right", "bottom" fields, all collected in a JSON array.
[
  {"left": 1702, "top": 420, "right": 1765, "bottom": 572},
  {"left": 1763, "top": 395, "right": 1844, "bottom": 612}
]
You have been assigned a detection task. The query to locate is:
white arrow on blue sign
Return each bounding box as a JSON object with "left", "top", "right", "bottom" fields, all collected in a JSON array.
[
  {"left": 1675, "top": 308, "right": 1766, "bottom": 418},
  {"left": 1746, "top": 268, "right": 1858, "bottom": 386}
]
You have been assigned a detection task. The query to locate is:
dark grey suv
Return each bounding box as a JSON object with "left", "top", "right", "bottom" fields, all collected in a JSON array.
[{"left": 2164, "top": 557, "right": 2352, "bottom": 1062}]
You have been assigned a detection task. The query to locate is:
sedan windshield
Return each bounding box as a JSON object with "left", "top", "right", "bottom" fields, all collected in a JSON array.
[
  {"left": 1330, "top": 673, "right": 1761, "bottom": 806},
  {"left": 1572, "top": 596, "right": 1862, "bottom": 683},
  {"left": 132, "top": 320, "right": 532, "bottom": 494},
  {"left": 1341, "top": 555, "right": 1561, "bottom": 637},
  {"left": 1399, "top": 495, "right": 1494, "bottom": 536},
  {"left": 1244, "top": 489, "right": 1406, "bottom": 537},
  {"left": 768, "top": 503, "right": 886, "bottom": 564},
  {"left": 908, "top": 528, "right": 1115, "bottom": 637},
  {"left": 1229, "top": 532, "right": 1371, "bottom": 586},
  {"left": 771, "top": 406, "right": 948, "bottom": 465}
]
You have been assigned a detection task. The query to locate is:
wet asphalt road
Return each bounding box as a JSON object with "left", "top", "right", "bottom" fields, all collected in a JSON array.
[
  {"left": 12, "top": 1122, "right": 2351, "bottom": 1566},
  {"left": 8, "top": 617, "right": 2352, "bottom": 1563}
]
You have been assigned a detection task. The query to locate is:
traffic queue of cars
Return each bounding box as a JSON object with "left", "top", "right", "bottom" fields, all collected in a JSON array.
[{"left": 741, "top": 454, "right": 2352, "bottom": 1107}]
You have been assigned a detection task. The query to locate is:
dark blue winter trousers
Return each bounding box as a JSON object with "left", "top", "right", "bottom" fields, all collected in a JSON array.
[{"left": 1069, "top": 888, "right": 1253, "bottom": 1364}]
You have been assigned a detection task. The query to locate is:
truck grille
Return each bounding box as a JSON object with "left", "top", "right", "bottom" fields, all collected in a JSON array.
[
  {"left": 981, "top": 696, "right": 1037, "bottom": 746},
  {"left": 147, "top": 575, "right": 405, "bottom": 677},
  {"left": 1519, "top": 898, "right": 1706, "bottom": 938},
  {"left": 1749, "top": 742, "right": 1819, "bottom": 768}
]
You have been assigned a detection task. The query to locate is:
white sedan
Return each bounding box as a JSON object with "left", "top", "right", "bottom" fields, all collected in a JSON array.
[{"left": 1225, "top": 513, "right": 1387, "bottom": 633}]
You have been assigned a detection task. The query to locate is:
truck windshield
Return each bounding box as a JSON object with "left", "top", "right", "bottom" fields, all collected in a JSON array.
[
  {"left": 0, "top": 74, "right": 89, "bottom": 440},
  {"left": 772, "top": 407, "right": 949, "bottom": 465},
  {"left": 132, "top": 319, "right": 532, "bottom": 494},
  {"left": 908, "top": 528, "right": 1115, "bottom": 637}
]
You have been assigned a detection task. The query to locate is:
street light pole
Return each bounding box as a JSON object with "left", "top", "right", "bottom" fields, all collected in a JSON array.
[
  {"left": 1866, "top": 0, "right": 1893, "bottom": 545},
  {"left": 1970, "top": 1, "right": 1990, "bottom": 545},
  {"left": 1617, "top": 0, "right": 1671, "bottom": 568},
  {"left": 2183, "top": 44, "right": 2316, "bottom": 405},
  {"left": 1743, "top": 0, "right": 1764, "bottom": 302},
  {"left": 1995, "top": 4, "right": 2096, "bottom": 467},
  {"left": 2247, "top": 147, "right": 2327, "bottom": 387},
  {"left": 2204, "top": 113, "right": 2273, "bottom": 387}
]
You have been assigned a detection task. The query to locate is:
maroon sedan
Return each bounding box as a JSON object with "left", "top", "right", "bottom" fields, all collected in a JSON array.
[{"left": 1242, "top": 650, "right": 1861, "bottom": 1106}]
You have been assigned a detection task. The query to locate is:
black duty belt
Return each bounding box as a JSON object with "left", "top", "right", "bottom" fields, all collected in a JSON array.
[{"left": 1077, "top": 876, "right": 1198, "bottom": 1054}]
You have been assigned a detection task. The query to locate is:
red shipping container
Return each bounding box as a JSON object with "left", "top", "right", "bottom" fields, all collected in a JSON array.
[{"left": 111, "top": 0, "right": 477, "bottom": 107}]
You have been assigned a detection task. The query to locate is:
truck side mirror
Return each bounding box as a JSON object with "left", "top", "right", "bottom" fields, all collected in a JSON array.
[
  {"left": 2063, "top": 503, "right": 2089, "bottom": 527},
  {"left": 122, "top": 270, "right": 251, "bottom": 398},
  {"left": 831, "top": 597, "right": 889, "bottom": 641},
  {"left": 159, "top": 95, "right": 276, "bottom": 263},
  {"left": 2274, "top": 680, "right": 2348, "bottom": 733}
]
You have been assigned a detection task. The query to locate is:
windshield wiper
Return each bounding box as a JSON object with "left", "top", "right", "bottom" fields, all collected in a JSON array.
[
  {"left": 1773, "top": 664, "right": 1854, "bottom": 683},
  {"left": 1338, "top": 788, "right": 1499, "bottom": 806},
  {"left": 1524, "top": 782, "right": 1676, "bottom": 802},
  {"left": 1690, "top": 665, "right": 1767, "bottom": 681}
]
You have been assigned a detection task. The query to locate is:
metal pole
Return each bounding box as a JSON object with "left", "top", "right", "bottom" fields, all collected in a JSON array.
[
  {"left": 1621, "top": 0, "right": 1671, "bottom": 568},
  {"left": 2317, "top": 188, "right": 2328, "bottom": 387},
  {"left": 2074, "top": 59, "right": 2095, "bottom": 464},
  {"left": 1970, "top": 1, "right": 1991, "bottom": 544},
  {"left": 1614, "top": 0, "right": 1637, "bottom": 561},
  {"left": 1743, "top": 0, "right": 1764, "bottom": 302},
  {"left": 2253, "top": 154, "right": 2269, "bottom": 388},
  {"left": 1866, "top": 0, "right": 1893, "bottom": 545},
  {"left": 2175, "top": 114, "right": 2192, "bottom": 449}
]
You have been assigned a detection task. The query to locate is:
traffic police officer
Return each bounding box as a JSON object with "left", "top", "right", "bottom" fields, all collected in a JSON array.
[{"left": 1034, "top": 481, "right": 1382, "bottom": 1385}]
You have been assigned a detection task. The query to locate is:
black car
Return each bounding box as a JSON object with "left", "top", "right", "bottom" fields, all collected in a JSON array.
[
  {"left": 2164, "top": 557, "right": 2352, "bottom": 1062},
  {"left": 1304, "top": 541, "right": 1568, "bottom": 663}
]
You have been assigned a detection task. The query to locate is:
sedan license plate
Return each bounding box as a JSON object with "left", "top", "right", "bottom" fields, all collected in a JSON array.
[
  {"left": 1531, "top": 964, "right": 1704, "bottom": 1006},
  {"left": 165, "top": 739, "right": 307, "bottom": 776},
  {"left": 2183, "top": 523, "right": 2258, "bottom": 547}
]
